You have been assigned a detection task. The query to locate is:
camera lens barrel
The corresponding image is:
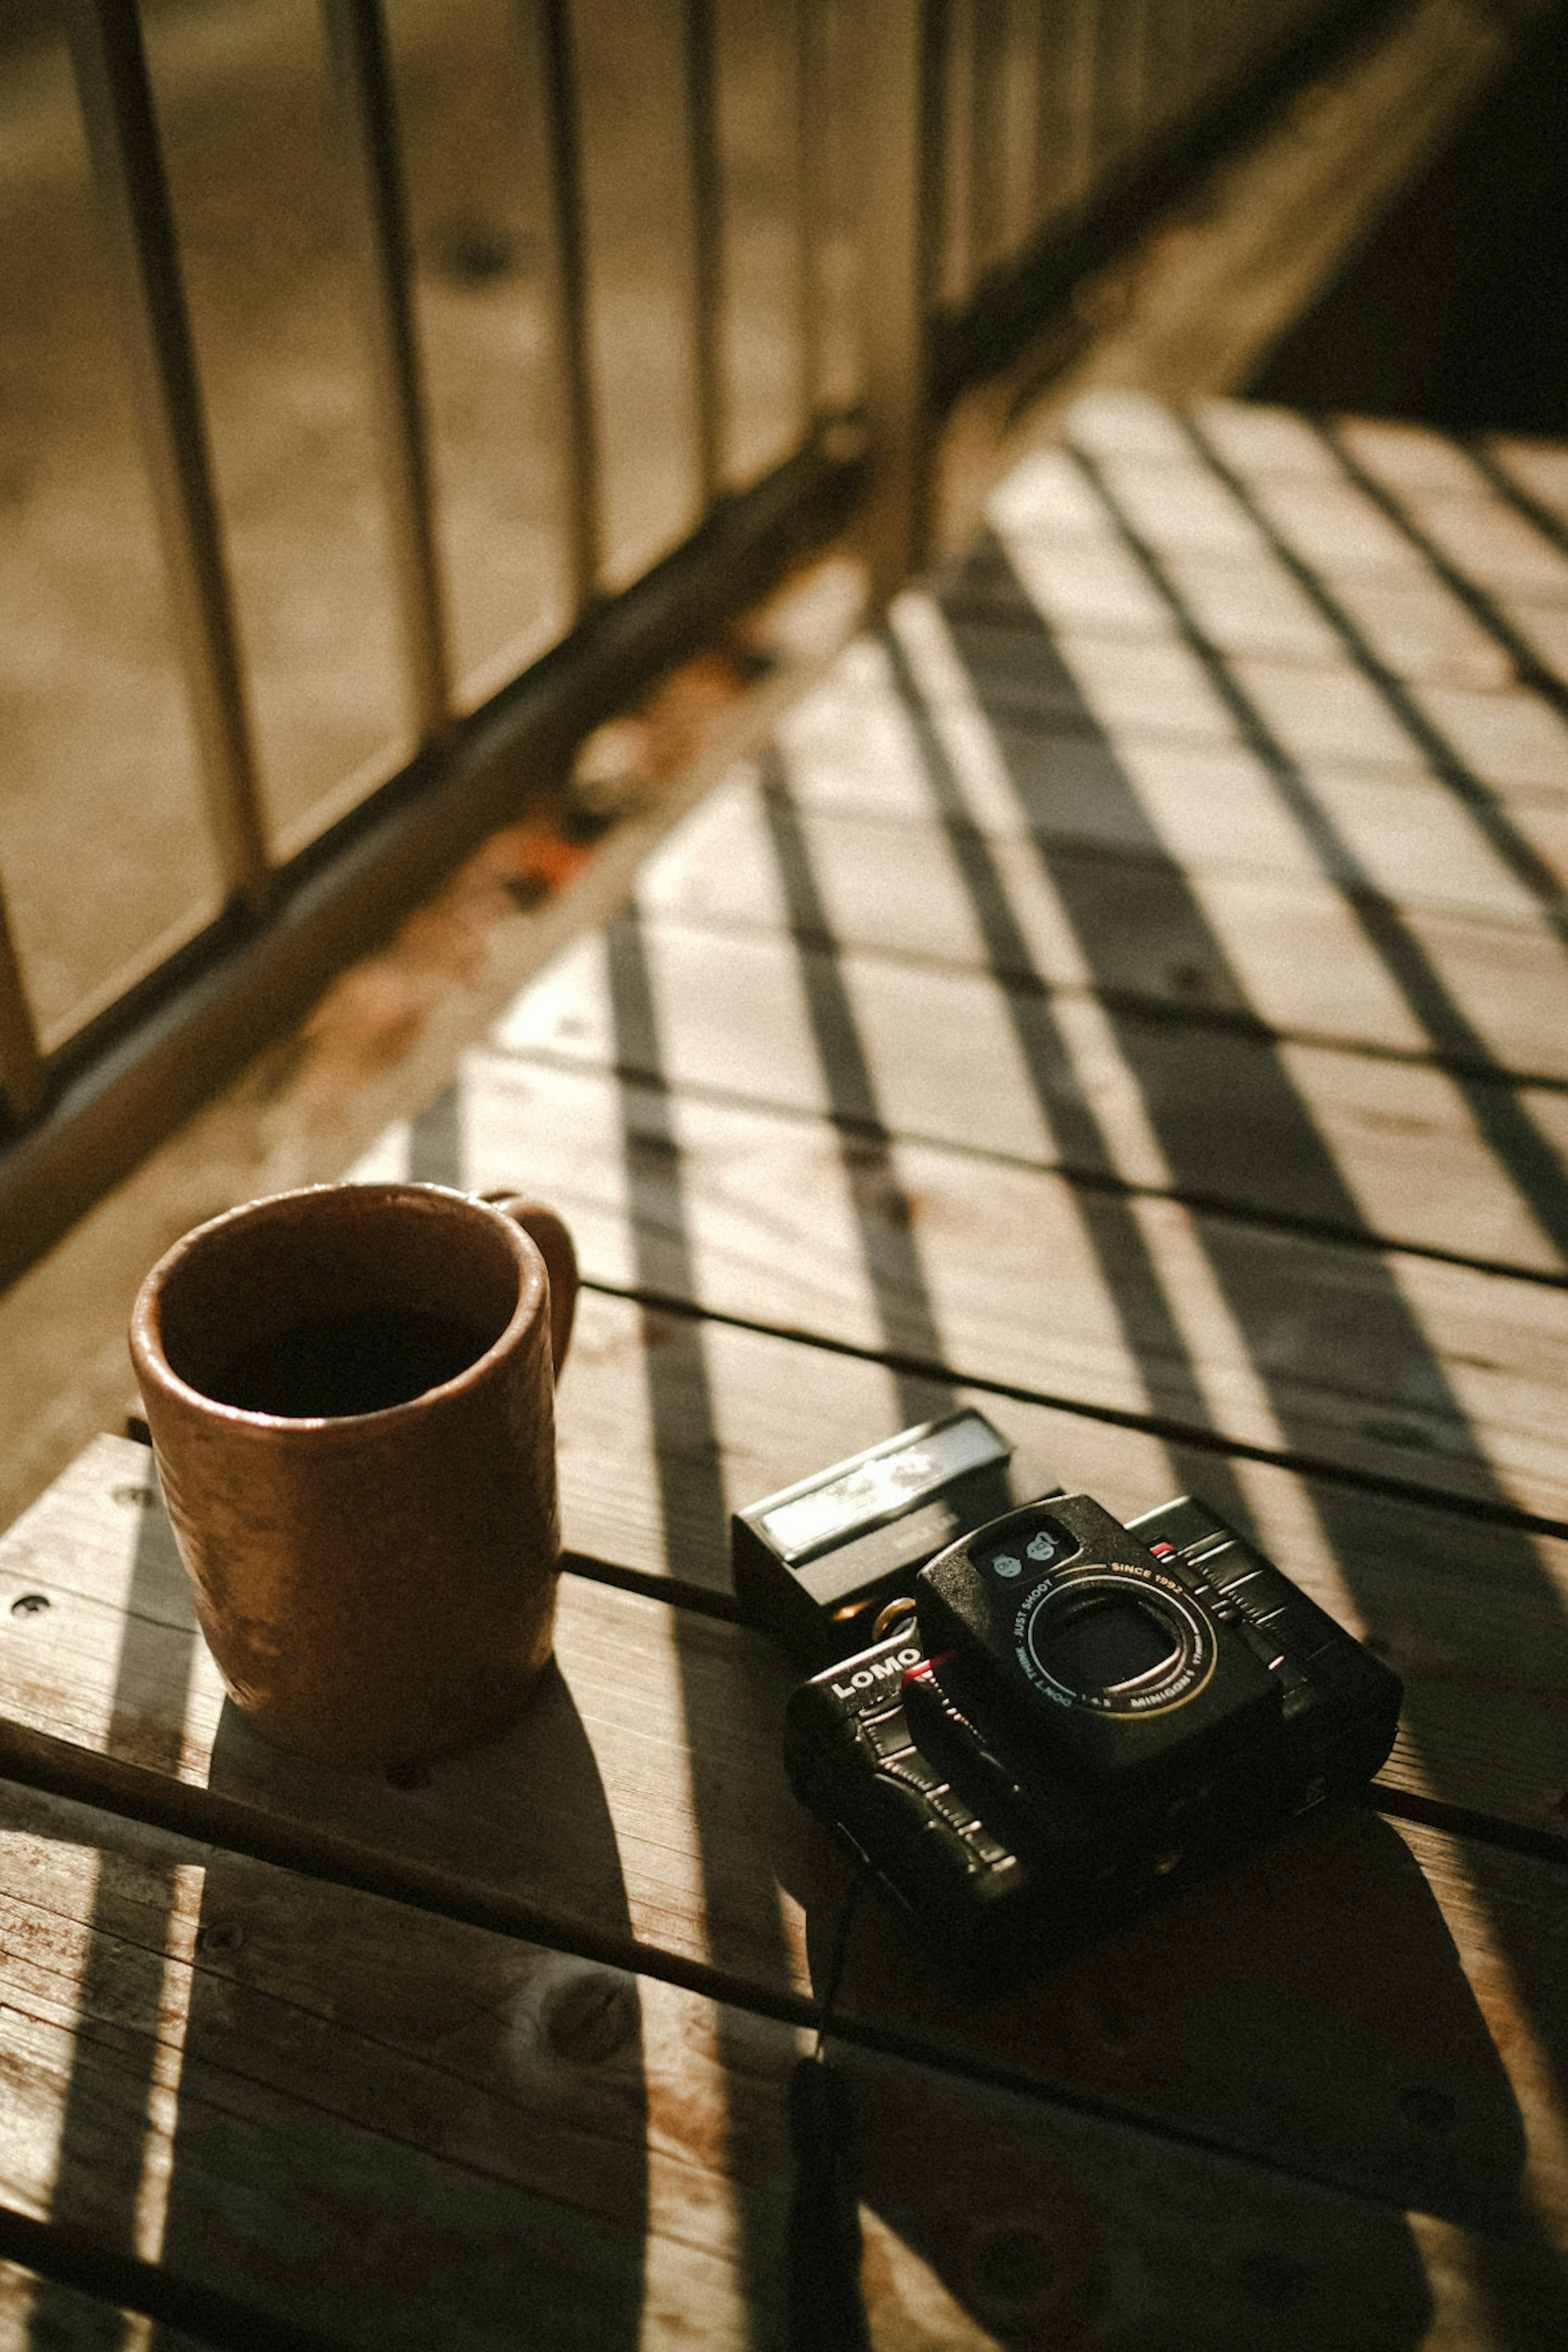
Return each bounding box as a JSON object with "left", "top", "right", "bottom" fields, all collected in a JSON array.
[{"left": 917, "top": 1494, "right": 1286, "bottom": 1791}]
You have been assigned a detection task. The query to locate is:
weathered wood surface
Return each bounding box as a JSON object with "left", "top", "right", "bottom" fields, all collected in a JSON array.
[
  {"left": 13, "top": 1777, "right": 1555, "bottom": 2352},
  {"left": 617, "top": 387, "right": 1568, "bottom": 1115},
  {"left": 488, "top": 910, "right": 1568, "bottom": 1276},
  {"left": 998, "top": 394, "right": 1568, "bottom": 659},
  {"left": 2, "top": 1430, "right": 1567, "bottom": 2249},
  {"left": 352, "top": 1045, "right": 1568, "bottom": 1526},
  {"left": 7, "top": 388, "right": 1568, "bottom": 2344},
  {"left": 345, "top": 389, "right": 1568, "bottom": 1536},
  {"left": 634, "top": 763, "right": 1568, "bottom": 1083},
  {"left": 777, "top": 627, "right": 1568, "bottom": 890}
]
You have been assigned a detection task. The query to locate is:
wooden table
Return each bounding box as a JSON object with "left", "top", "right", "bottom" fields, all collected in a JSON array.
[{"left": 4, "top": 391, "right": 1568, "bottom": 2348}]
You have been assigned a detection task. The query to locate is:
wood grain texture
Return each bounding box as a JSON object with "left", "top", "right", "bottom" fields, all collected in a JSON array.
[
  {"left": 11, "top": 1779, "right": 1557, "bottom": 2352},
  {"left": 13, "top": 1314, "right": 1568, "bottom": 1846},
  {"left": 784, "top": 592, "right": 1568, "bottom": 859},
  {"left": 633, "top": 767, "right": 1568, "bottom": 1081},
  {"left": 352, "top": 1049, "right": 1568, "bottom": 1524},
  {"left": 7, "top": 375, "right": 1568, "bottom": 2350},
  {"left": 490, "top": 911, "right": 1568, "bottom": 1275},
  {"left": 3, "top": 1432, "right": 1567, "bottom": 2245}
]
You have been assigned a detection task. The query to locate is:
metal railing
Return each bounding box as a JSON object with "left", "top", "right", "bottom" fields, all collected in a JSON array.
[{"left": 0, "top": 0, "right": 1381, "bottom": 1281}]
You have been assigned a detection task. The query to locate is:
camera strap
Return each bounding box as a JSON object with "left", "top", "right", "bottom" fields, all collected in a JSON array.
[{"left": 786, "top": 1862, "right": 873, "bottom": 2352}]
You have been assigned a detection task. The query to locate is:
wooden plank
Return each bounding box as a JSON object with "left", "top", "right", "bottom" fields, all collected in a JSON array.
[
  {"left": 636, "top": 768, "right": 1568, "bottom": 1081},
  {"left": 1005, "top": 397, "right": 1568, "bottom": 715},
  {"left": 352, "top": 1049, "right": 1568, "bottom": 1524},
  {"left": 961, "top": 547, "right": 1568, "bottom": 790},
  {"left": 490, "top": 911, "right": 1568, "bottom": 1276},
  {"left": 821, "top": 695, "right": 1567, "bottom": 924},
  {"left": 11, "top": 1780, "right": 1558, "bottom": 2352},
  {"left": 1302, "top": 412, "right": 1568, "bottom": 610},
  {"left": 557, "top": 1312, "right": 1568, "bottom": 1848},
  {"left": 1042, "top": 494, "right": 1524, "bottom": 694},
  {"left": 0, "top": 1780, "right": 895, "bottom": 2350},
  {"left": 2, "top": 1431, "right": 1567, "bottom": 2213},
  {"left": 782, "top": 608, "right": 1568, "bottom": 905},
  {"left": 1489, "top": 435, "right": 1568, "bottom": 534},
  {"left": 973, "top": 416, "right": 1568, "bottom": 977}
]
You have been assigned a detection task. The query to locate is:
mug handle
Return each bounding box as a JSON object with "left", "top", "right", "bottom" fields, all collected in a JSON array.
[{"left": 481, "top": 1194, "right": 579, "bottom": 1374}]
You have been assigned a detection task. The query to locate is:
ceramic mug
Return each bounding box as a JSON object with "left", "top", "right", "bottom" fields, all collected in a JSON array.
[{"left": 129, "top": 1181, "right": 578, "bottom": 1767}]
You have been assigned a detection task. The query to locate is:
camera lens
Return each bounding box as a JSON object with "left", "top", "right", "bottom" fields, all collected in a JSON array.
[
  {"left": 1016, "top": 1572, "right": 1209, "bottom": 1715},
  {"left": 1032, "top": 1597, "right": 1182, "bottom": 1695}
]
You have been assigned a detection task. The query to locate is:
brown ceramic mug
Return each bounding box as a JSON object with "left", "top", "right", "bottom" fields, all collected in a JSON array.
[{"left": 129, "top": 1181, "right": 578, "bottom": 1768}]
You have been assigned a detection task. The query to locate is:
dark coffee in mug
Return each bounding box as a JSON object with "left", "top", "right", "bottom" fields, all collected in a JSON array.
[{"left": 210, "top": 1307, "right": 494, "bottom": 1418}]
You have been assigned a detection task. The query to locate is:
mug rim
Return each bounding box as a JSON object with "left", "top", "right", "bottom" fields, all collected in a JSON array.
[{"left": 129, "top": 1180, "right": 549, "bottom": 1431}]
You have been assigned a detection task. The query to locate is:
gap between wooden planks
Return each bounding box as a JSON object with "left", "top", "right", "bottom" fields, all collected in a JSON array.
[
  {"left": 649, "top": 773, "right": 1568, "bottom": 1095},
  {"left": 14, "top": 1299, "right": 1567, "bottom": 1839},
  {"left": 0, "top": 2252, "right": 220, "bottom": 2352},
  {"left": 352, "top": 1045, "right": 1568, "bottom": 1530},
  {"left": 490, "top": 913, "right": 1568, "bottom": 1284},
  {"left": 1, "top": 1418, "right": 1566, "bottom": 2256},
  {"left": 633, "top": 764, "right": 1568, "bottom": 1090},
  {"left": 6, "top": 1778, "right": 1561, "bottom": 2352},
  {"left": 12, "top": 381, "right": 1568, "bottom": 2333}
]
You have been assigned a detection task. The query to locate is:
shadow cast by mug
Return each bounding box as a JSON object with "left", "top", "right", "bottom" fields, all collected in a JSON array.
[
  {"left": 177, "top": 1679, "right": 649, "bottom": 2347},
  {"left": 27, "top": 1590, "right": 650, "bottom": 2349}
]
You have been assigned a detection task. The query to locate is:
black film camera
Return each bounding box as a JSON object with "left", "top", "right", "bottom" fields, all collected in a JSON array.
[{"left": 735, "top": 1412, "right": 1403, "bottom": 1993}]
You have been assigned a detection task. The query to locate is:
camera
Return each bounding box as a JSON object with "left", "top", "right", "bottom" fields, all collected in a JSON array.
[{"left": 735, "top": 1414, "right": 1403, "bottom": 1993}]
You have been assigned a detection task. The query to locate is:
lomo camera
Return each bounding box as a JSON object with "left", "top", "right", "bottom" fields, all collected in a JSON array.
[{"left": 735, "top": 1411, "right": 1403, "bottom": 1993}]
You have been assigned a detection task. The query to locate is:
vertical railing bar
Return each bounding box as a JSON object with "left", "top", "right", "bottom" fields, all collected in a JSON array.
[
  {"left": 970, "top": 0, "right": 1004, "bottom": 282},
  {"left": 319, "top": 0, "right": 450, "bottom": 745},
  {"left": 1006, "top": 0, "right": 1044, "bottom": 254},
  {"left": 1147, "top": 0, "right": 1173, "bottom": 137},
  {"left": 1141, "top": 0, "right": 1163, "bottom": 136},
  {"left": 537, "top": 0, "right": 601, "bottom": 619},
  {"left": 0, "top": 898, "right": 45, "bottom": 1123},
  {"left": 1071, "top": 0, "right": 1101, "bottom": 213},
  {"left": 859, "top": 0, "right": 942, "bottom": 602},
  {"left": 1036, "top": 0, "right": 1082, "bottom": 231},
  {"left": 939, "top": 0, "right": 976, "bottom": 312},
  {"left": 60, "top": 0, "right": 271, "bottom": 918},
  {"left": 1087, "top": 0, "right": 1113, "bottom": 183},
  {"left": 1031, "top": 0, "right": 1055, "bottom": 232},
  {"left": 794, "top": 0, "right": 823, "bottom": 432},
  {"left": 1124, "top": 0, "right": 1146, "bottom": 169},
  {"left": 682, "top": 0, "right": 725, "bottom": 512},
  {"left": 1168, "top": 0, "right": 1193, "bottom": 127}
]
